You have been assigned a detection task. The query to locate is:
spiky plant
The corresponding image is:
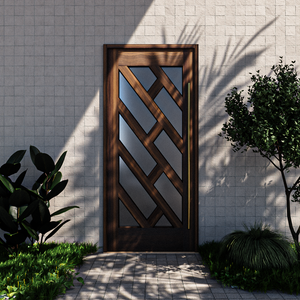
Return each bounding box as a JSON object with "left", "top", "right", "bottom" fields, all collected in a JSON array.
[{"left": 219, "top": 223, "right": 297, "bottom": 270}]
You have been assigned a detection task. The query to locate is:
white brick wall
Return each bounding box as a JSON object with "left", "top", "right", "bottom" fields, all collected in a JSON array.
[{"left": 0, "top": 0, "right": 300, "bottom": 248}]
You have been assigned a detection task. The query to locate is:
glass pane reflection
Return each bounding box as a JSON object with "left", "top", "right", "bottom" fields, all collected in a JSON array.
[
  {"left": 161, "top": 67, "right": 182, "bottom": 94},
  {"left": 119, "top": 71, "right": 156, "bottom": 133},
  {"left": 154, "top": 88, "right": 182, "bottom": 136},
  {"left": 119, "top": 200, "right": 139, "bottom": 227},
  {"left": 119, "top": 115, "right": 156, "bottom": 175},
  {"left": 154, "top": 130, "right": 182, "bottom": 179},
  {"left": 129, "top": 67, "right": 157, "bottom": 91},
  {"left": 154, "top": 173, "right": 182, "bottom": 221},
  {"left": 119, "top": 157, "right": 156, "bottom": 219},
  {"left": 155, "top": 215, "right": 172, "bottom": 227}
]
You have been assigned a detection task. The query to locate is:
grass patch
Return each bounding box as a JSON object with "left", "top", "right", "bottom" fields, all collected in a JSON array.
[
  {"left": 199, "top": 240, "right": 300, "bottom": 294},
  {"left": 0, "top": 242, "right": 98, "bottom": 300}
]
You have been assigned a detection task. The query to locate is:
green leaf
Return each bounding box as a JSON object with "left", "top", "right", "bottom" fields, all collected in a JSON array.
[
  {"left": 32, "top": 182, "right": 40, "bottom": 191},
  {"left": 0, "top": 236, "right": 6, "bottom": 245},
  {"left": 0, "top": 163, "right": 21, "bottom": 177},
  {"left": 6, "top": 150, "right": 26, "bottom": 164},
  {"left": 19, "top": 200, "right": 39, "bottom": 220},
  {"left": 39, "top": 220, "right": 61, "bottom": 234},
  {"left": 0, "top": 196, "right": 9, "bottom": 211},
  {"left": 44, "top": 219, "right": 70, "bottom": 242},
  {"left": 55, "top": 151, "right": 67, "bottom": 173},
  {"left": 0, "top": 207, "right": 17, "bottom": 233},
  {"left": 36, "top": 173, "right": 47, "bottom": 184},
  {"left": 0, "top": 175, "right": 14, "bottom": 193},
  {"left": 50, "top": 172, "right": 62, "bottom": 190},
  {"left": 50, "top": 206, "right": 79, "bottom": 217},
  {"left": 9, "top": 206, "right": 18, "bottom": 220},
  {"left": 21, "top": 220, "right": 38, "bottom": 240},
  {"left": 9, "top": 189, "right": 30, "bottom": 207},
  {"left": 76, "top": 277, "right": 84, "bottom": 285},
  {"left": 46, "top": 180, "right": 68, "bottom": 200},
  {"left": 30, "top": 145, "right": 40, "bottom": 165},
  {"left": 34, "top": 153, "right": 55, "bottom": 173},
  {"left": 31, "top": 200, "right": 51, "bottom": 228},
  {"left": 4, "top": 230, "right": 27, "bottom": 245},
  {"left": 15, "top": 170, "right": 27, "bottom": 187}
]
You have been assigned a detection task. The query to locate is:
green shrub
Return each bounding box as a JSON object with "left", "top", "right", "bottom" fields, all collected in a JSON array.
[
  {"left": 219, "top": 223, "right": 297, "bottom": 270},
  {"left": 199, "top": 229, "right": 300, "bottom": 293},
  {"left": 0, "top": 242, "right": 98, "bottom": 300},
  {"left": 199, "top": 240, "right": 300, "bottom": 293},
  {"left": 0, "top": 146, "right": 79, "bottom": 253}
]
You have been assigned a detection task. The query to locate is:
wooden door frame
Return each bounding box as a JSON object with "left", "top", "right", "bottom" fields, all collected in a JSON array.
[{"left": 103, "top": 44, "right": 198, "bottom": 252}]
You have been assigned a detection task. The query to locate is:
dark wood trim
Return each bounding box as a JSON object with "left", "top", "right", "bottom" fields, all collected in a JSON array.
[
  {"left": 103, "top": 45, "right": 108, "bottom": 252},
  {"left": 104, "top": 44, "right": 199, "bottom": 251},
  {"left": 193, "top": 45, "right": 199, "bottom": 250},
  {"left": 105, "top": 44, "right": 198, "bottom": 50}
]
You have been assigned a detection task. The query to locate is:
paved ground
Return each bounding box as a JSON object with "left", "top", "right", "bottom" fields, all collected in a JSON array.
[{"left": 56, "top": 252, "right": 300, "bottom": 300}]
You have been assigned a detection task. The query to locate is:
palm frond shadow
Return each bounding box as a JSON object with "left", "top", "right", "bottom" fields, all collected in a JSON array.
[{"left": 175, "top": 17, "right": 289, "bottom": 240}]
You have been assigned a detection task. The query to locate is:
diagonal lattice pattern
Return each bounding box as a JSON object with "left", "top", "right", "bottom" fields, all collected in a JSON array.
[{"left": 118, "top": 66, "right": 184, "bottom": 228}]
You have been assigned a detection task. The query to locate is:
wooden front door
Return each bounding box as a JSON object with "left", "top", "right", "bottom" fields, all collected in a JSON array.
[{"left": 104, "top": 45, "right": 198, "bottom": 251}]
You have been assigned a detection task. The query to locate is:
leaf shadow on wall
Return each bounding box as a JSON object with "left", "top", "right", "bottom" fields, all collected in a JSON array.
[
  {"left": 162, "top": 17, "right": 294, "bottom": 243},
  {"left": 188, "top": 17, "right": 297, "bottom": 242}
]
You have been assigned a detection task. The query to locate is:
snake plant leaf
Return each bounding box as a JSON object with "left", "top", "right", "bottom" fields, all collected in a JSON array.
[
  {"left": 21, "top": 220, "right": 38, "bottom": 240},
  {"left": 9, "top": 189, "right": 30, "bottom": 207},
  {"left": 51, "top": 206, "right": 79, "bottom": 217},
  {"left": 30, "top": 145, "right": 40, "bottom": 165},
  {"left": 19, "top": 200, "right": 39, "bottom": 220},
  {"left": 39, "top": 220, "right": 61, "bottom": 234},
  {"left": 0, "top": 207, "right": 17, "bottom": 233},
  {"left": 6, "top": 150, "right": 26, "bottom": 164},
  {"left": 50, "top": 172, "right": 62, "bottom": 190},
  {"left": 15, "top": 170, "right": 27, "bottom": 187},
  {"left": 34, "top": 153, "right": 55, "bottom": 174},
  {"left": 44, "top": 219, "right": 70, "bottom": 242},
  {"left": 0, "top": 163, "right": 21, "bottom": 177},
  {"left": 0, "top": 175, "right": 14, "bottom": 194},
  {"left": 46, "top": 179, "right": 68, "bottom": 200}
]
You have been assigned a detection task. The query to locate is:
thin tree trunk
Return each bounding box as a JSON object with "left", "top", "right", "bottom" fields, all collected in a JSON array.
[{"left": 278, "top": 149, "right": 300, "bottom": 260}]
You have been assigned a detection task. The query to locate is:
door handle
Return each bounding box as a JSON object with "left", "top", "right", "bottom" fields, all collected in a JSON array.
[{"left": 188, "top": 82, "right": 191, "bottom": 230}]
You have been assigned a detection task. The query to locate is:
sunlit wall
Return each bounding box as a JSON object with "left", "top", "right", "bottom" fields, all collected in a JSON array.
[{"left": 0, "top": 0, "right": 299, "bottom": 248}]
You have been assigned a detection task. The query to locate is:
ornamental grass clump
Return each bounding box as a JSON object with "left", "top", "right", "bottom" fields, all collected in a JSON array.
[{"left": 219, "top": 223, "right": 297, "bottom": 270}]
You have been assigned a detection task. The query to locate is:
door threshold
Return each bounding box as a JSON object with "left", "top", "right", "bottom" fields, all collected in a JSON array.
[{"left": 105, "top": 251, "right": 199, "bottom": 254}]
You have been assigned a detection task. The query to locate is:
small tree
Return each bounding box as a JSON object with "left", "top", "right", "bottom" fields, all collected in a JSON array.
[{"left": 219, "top": 57, "right": 300, "bottom": 260}]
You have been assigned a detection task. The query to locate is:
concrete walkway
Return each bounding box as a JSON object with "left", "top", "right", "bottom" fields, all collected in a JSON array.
[{"left": 56, "top": 253, "right": 300, "bottom": 300}]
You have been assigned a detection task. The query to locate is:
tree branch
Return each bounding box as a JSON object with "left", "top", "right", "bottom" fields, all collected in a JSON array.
[
  {"left": 291, "top": 175, "right": 300, "bottom": 191},
  {"left": 258, "top": 149, "right": 280, "bottom": 171}
]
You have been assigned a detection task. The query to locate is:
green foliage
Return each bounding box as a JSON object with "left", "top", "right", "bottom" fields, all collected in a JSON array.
[
  {"left": 0, "top": 242, "right": 98, "bottom": 300},
  {"left": 0, "top": 146, "right": 79, "bottom": 252},
  {"left": 220, "top": 57, "right": 300, "bottom": 165},
  {"left": 199, "top": 240, "right": 300, "bottom": 294},
  {"left": 219, "top": 57, "right": 300, "bottom": 258},
  {"left": 219, "top": 223, "right": 297, "bottom": 270}
]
